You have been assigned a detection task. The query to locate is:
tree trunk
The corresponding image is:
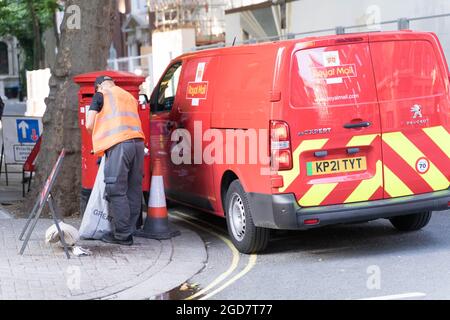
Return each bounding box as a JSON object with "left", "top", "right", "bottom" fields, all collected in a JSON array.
[
  {"left": 53, "top": 10, "right": 60, "bottom": 50},
  {"left": 25, "top": 0, "right": 116, "bottom": 217},
  {"left": 26, "top": 0, "right": 43, "bottom": 69}
]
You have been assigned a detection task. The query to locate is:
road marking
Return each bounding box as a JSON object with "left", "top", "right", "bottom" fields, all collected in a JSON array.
[
  {"left": 170, "top": 211, "right": 240, "bottom": 300},
  {"left": 359, "top": 292, "right": 426, "bottom": 300},
  {"left": 200, "top": 254, "right": 257, "bottom": 300}
]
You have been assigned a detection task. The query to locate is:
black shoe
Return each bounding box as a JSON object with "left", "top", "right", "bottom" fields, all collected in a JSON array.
[{"left": 101, "top": 233, "right": 133, "bottom": 246}]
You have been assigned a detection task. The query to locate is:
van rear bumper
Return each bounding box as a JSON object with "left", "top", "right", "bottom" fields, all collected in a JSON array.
[{"left": 248, "top": 189, "right": 450, "bottom": 230}]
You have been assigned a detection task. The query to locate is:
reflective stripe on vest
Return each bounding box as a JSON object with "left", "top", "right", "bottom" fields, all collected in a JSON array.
[{"left": 95, "top": 125, "right": 143, "bottom": 140}]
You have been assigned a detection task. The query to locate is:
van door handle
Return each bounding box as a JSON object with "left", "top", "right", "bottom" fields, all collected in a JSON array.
[{"left": 343, "top": 121, "right": 371, "bottom": 129}]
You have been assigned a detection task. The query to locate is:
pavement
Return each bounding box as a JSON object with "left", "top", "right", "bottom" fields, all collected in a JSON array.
[{"left": 0, "top": 140, "right": 207, "bottom": 300}]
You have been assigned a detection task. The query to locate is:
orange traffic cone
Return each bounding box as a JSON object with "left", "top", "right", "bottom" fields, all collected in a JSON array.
[{"left": 135, "top": 158, "right": 180, "bottom": 240}]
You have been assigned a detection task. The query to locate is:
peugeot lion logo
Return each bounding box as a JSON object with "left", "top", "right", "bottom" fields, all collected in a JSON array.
[{"left": 411, "top": 104, "right": 423, "bottom": 119}]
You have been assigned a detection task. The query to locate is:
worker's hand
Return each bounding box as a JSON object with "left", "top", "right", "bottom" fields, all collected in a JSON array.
[{"left": 86, "top": 110, "right": 98, "bottom": 134}]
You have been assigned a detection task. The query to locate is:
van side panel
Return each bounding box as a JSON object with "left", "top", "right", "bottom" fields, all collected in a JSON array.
[
  {"left": 170, "top": 55, "right": 221, "bottom": 212},
  {"left": 211, "top": 49, "right": 276, "bottom": 129},
  {"left": 211, "top": 48, "right": 279, "bottom": 214}
]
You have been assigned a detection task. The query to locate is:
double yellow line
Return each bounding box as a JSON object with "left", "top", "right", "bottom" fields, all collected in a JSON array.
[{"left": 171, "top": 211, "right": 257, "bottom": 300}]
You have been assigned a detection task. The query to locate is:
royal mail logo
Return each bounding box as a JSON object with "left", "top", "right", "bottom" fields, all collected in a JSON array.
[
  {"left": 326, "top": 56, "right": 337, "bottom": 65},
  {"left": 313, "top": 51, "right": 357, "bottom": 84},
  {"left": 312, "top": 64, "right": 357, "bottom": 81},
  {"left": 188, "top": 62, "right": 208, "bottom": 106},
  {"left": 323, "top": 51, "right": 340, "bottom": 67},
  {"left": 187, "top": 81, "right": 209, "bottom": 100}
]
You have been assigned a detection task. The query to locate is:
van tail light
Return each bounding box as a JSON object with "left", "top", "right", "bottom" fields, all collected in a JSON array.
[
  {"left": 304, "top": 218, "right": 320, "bottom": 226},
  {"left": 270, "top": 120, "right": 292, "bottom": 171}
]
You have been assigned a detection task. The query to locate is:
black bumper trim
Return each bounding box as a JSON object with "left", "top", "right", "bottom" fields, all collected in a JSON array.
[{"left": 249, "top": 189, "right": 450, "bottom": 230}]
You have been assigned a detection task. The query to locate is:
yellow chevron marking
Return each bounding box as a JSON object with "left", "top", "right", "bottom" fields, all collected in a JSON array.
[
  {"left": 346, "top": 134, "right": 379, "bottom": 147},
  {"left": 423, "top": 126, "right": 450, "bottom": 158},
  {"left": 298, "top": 182, "right": 339, "bottom": 207},
  {"left": 383, "top": 132, "right": 449, "bottom": 191},
  {"left": 278, "top": 139, "right": 328, "bottom": 192},
  {"left": 344, "top": 160, "right": 383, "bottom": 203},
  {"left": 383, "top": 165, "right": 413, "bottom": 197}
]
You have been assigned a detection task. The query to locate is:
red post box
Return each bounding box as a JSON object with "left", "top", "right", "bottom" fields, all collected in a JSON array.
[{"left": 73, "top": 71, "right": 151, "bottom": 214}]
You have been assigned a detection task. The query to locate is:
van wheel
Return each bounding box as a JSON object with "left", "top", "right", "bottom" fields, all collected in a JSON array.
[
  {"left": 390, "top": 212, "right": 432, "bottom": 231},
  {"left": 225, "top": 180, "right": 269, "bottom": 254}
]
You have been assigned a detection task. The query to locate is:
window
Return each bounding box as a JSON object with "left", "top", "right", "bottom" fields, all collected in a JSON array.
[
  {"left": 0, "top": 42, "right": 8, "bottom": 75},
  {"left": 155, "top": 62, "right": 182, "bottom": 113}
]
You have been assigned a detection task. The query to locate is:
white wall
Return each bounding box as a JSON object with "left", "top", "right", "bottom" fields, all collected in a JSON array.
[
  {"left": 151, "top": 28, "right": 196, "bottom": 84},
  {"left": 288, "top": 0, "right": 450, "bottom": 60},
  {"left": 225, "top": 13, "right": 243, "bottom": 44},
  {"left": 227, "top": 0, "right": 267, "bottom": 9},
  {"left": 26, "top": 69, "right": 51, "bottom": 117}
]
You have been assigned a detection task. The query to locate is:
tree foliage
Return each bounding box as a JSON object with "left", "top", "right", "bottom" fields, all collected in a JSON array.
[{"left": 0, "top": 0, "right": 61, "bottom": 70}]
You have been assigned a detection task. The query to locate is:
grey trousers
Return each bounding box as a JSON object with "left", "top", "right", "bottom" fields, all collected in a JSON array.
[{"left": 104, "top": 139, "right": 145, "bottom": 240}]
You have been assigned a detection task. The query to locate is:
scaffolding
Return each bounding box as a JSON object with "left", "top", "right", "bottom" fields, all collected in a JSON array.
[{"left": 148, "top": 0, "right": 228, "bottom": 45}]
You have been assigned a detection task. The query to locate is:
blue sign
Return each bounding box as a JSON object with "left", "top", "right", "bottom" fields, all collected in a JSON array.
[{"left": 16, "top": 119, "right": 40, "bottom": 143}]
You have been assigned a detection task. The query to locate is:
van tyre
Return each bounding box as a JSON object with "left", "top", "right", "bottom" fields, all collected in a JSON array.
[
  {"left": 390, "top": 211, "right": 432, "bottom": 231},
  {"left": 225, "top": 180, "right": 269, "bottom": 254}
]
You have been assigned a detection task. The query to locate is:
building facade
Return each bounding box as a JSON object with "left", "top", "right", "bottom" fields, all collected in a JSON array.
[
  {"left": 224, "top": 0, "right": 450, "bottom": 60},
  {"left": 0, "top": 36, "right": 20, "bottom": 98}
]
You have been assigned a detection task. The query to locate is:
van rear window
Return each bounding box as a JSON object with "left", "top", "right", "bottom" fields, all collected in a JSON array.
[
  {"left": 290, "top": 43, "right": 377, "bottom": 108},
  {"left": 370, "top": 40, "right": 445, "bottom": 101}
]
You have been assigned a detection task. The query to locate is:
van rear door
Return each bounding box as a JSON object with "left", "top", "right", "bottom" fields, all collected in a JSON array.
[
  {"left": 369, "top": 32, "right": 450, "bottom": 199},
  {"left": 283, "top": 37, "right": 384, "bottom": 207}
]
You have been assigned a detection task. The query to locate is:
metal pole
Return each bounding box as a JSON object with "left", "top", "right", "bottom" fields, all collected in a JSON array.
[
  {"left": 48, "top": 194, "right": 70, "bottom": 259},
  {"left": 336, "top": 26, "right": 346, "bottom": 35},
  {"left": 0, "top": 142, "right": 3, "bottom": 180},
  {"left": 398, "top": 18, "right": 410, "bottom": 30},
  {"left": 18, "top": 197, "right": 40, "bottom": 240},
  {"left": 16, "top": 43, "right": 22, "bottom": 101}
]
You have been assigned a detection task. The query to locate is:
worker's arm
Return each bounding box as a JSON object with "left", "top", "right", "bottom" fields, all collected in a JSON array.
[
  {"left": 86, "top": 92, "right": 104, "bottom": 134},
  {"left": 86, "top": 110, "right": 98, "bottom": 134}
]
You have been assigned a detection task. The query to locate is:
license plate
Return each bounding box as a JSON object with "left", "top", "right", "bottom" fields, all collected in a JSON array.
[{"left": 306, "top": 156, "right": 367, "bottom": 176}]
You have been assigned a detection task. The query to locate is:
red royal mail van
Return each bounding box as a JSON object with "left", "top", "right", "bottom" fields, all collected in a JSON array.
[{"left": 149, "top": 31, "right": 450, "bottom": 253}]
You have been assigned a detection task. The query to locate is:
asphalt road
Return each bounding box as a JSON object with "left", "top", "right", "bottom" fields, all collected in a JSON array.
[{"left": 170, "top": 206, "right": 450, "bottom": 300}]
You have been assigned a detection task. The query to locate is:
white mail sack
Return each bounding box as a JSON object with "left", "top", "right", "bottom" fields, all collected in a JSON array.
[{"left": 79, "top": 157, "right": 112, "bottom": 239}]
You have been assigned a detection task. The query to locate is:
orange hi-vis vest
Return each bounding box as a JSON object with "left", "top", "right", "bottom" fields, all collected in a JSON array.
[{"left": 92, "top": 85, "right": 145, "bottom": 156}]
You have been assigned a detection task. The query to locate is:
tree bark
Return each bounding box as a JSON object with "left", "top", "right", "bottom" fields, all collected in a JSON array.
[
  {"left": 26, "top": 0, "right": 43, "bottom": 69},
  {"left": 53, "top": 9, "right": 60, "bottom": 50},
  {"left": 25, "top": 0, "right": 116, "bottom": 216},
  {"left": 27, "top": 0, "right": 41, "bottom": 68}
]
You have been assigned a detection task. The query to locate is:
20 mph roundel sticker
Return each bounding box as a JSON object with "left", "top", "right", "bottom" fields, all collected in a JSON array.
[{"left": 415, "top": 157, "right": 430, "bottom": 174}]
